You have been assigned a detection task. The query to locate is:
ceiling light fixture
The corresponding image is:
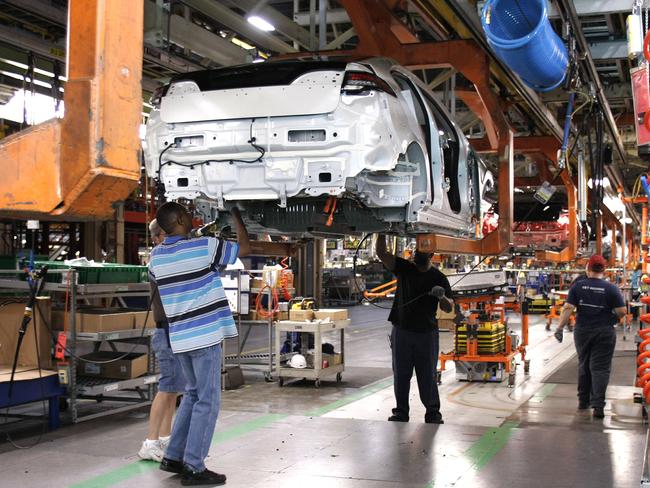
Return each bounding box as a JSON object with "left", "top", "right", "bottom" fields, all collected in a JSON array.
[{"left": 247, "top": 15, "right": 275, "bottom": 31}]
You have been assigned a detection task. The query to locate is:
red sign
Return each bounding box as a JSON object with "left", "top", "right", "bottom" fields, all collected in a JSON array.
[{"left": 631, "top": 65, "right": 650, "bottom": 146}]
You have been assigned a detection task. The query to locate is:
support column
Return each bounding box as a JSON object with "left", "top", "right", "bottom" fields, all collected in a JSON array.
[
  {"left": 83, "top": 221, "right": 103, "bottom": 261},
  {"left": 115, "top": 202, "right": 125, "bottom": 264}
]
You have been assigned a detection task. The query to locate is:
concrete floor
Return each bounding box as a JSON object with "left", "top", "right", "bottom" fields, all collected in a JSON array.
[{"left": 0, "top": 304, "right": 647, "bottom": 488}]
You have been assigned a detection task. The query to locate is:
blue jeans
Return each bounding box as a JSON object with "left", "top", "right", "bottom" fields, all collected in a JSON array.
[
  {"left": 165, "top": 343, "right": 221, "bottom": 472},
  {"left": 152, "top": 328, "right": 186, "bottom": 393}
]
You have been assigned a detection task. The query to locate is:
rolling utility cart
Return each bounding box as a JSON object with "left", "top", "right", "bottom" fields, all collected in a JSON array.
[{"left": 275, "top": 319, "right": 348, "bottom": 388}]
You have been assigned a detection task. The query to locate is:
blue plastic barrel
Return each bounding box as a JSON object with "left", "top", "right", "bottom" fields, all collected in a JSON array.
[{"left": 481, "top": 0, "right": 568, "bottom": 92}]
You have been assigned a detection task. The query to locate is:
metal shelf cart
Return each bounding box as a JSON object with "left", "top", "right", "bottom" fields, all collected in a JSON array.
[
  {"left": 274, "top": 319, "right": 348, "bottom": 388},
  {"left": 0, "top": 270, "right": 158, "bottom": 423},
  {"left": 223, "top": 269, "right": 294, "bottom": 382}
]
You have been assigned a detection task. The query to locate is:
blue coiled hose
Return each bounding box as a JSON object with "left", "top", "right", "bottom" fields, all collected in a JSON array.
[{"left": 482, "top": 0, "right": 568, "bottom": 92}]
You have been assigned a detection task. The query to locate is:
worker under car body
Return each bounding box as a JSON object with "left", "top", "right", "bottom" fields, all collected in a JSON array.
[
  {"left": 149, "top": 203, "right": 252, "bottom": 486},
  {"left": 376, "top": 236, "right": 453, "bottom": 424}
]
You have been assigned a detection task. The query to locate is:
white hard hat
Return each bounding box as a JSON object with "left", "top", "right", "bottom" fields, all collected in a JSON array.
[{"left": 288, "top": 354, "right": 307, "bottom": 369}]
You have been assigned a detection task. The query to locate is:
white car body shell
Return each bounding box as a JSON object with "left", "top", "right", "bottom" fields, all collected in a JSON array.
[{"left": 143, "top": 57, "right": 493, "bottom": 236}]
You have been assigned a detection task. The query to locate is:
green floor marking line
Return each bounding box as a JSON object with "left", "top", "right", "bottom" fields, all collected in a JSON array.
[
  {"left": 463, "top": 421, "right": 519, "bottom": 471},
  {"left": 212, "top": 413, "right": 287, "bottom": 443},
  {"left": 306, "top": 377, "right": 394, "bottom": 417},
  {"left": 68, "top": 413, "right": 286, "bottom": 488},
  {"left": 529, "top": 383, "right": 558, "bottom": 403},
  {"left": 68, "top": 462, "right": 160, "bottom": 488},
  {"left": 424, "top": 422, "right": 519, "bottom": 487},
  {"left": 68, "top": 379, "right": 395, "bottom": 488}
]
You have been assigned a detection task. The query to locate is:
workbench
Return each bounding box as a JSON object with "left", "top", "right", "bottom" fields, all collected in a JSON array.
[{"left": 0, "top": 367, "right": 65, "bottom": 430}]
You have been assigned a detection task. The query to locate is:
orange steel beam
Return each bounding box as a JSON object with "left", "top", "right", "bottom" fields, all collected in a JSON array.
[
  {"left": 514, "top": 177, "right": 543, "bottom": 188},
  {"left": 623, "top": 196, "right": 650, "bottom": 204},
  {"left": 0, "top": 0, "right": 143, "bottom": 219},
  {"left": 596, "top": 214, "right": 603, "bottom": 255}
]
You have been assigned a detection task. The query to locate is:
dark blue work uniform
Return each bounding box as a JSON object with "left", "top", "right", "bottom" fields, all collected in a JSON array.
[
  {"left": 388, "top": 257, "right": 452, "bottom": 422},
  {"left": 566, "top": 278, "right": 625, "bottom": 408}
]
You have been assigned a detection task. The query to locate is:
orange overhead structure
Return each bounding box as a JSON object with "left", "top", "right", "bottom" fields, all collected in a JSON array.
[
  {"left": 279, "top": 0, "right": 515, "bottom": 255},
  {"left": 536, "top": 169, "right": 579, "bottom": 263},
  {"left": 0, "top": 0, "right": 143, "bottom": 219},
  {"left": 305, "top": 0, "right": 512, "bottom": 255}
]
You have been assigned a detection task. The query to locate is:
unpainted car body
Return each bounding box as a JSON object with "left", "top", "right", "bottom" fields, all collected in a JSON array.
[{"left": 143, "top": 57, "right": 495, "bottom": 237}]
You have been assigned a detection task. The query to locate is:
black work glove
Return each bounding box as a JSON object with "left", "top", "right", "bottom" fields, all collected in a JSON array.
[
  {"left": 554, "top": 328, "right": 563, "bottom": 343},
  {"left": 430, "top": 286, "right": 446, "bottom": 298}
]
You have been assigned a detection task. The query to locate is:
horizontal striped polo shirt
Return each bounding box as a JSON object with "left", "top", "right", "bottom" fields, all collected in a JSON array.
[{"left": 149, "top": 235, "right": 239, "bottom": 353}]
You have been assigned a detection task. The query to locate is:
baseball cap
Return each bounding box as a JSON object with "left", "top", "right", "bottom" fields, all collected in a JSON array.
[{"left": 587, "top": 255, "right": 607, "bottom": 272}]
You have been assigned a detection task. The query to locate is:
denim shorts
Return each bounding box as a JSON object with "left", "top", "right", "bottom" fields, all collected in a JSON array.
[{"left": 152, "top": 328, "right": 186, "bottom": 393}]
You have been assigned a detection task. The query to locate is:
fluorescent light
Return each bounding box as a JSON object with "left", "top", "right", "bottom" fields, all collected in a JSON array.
[
  {"left": 0, "top": 58, "right": 67, "bottom": 81},
  {"left": 247, "top": 15, "right": 275, "bottom": 31},
  {"left": 0, "top": 88, "right": 64, "bottom": 124},
  {"left": 231, "top": 37, "right": 255, "bottom": 50},
  {"left": 543, "top": 205, "right": 550, "bottom": 211}
]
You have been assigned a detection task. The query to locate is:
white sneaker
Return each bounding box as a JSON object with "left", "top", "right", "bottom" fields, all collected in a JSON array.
[
  {"left": 138, "top": 439, "right": 164, "bottom": 462},
  {"left": 159, "top": 435, "right": 171, "bottom": 451}
]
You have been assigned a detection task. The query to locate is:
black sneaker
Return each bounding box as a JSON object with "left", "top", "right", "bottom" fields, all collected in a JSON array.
[
  {"left": 425, "top": 415, "right": 444, "bottom": 424},
  {"left": 593, "top": 407, "right": 605, "bottom": 418},
  {"left": 181, "top": 468, "right": 226, "bottom": 486},
  {"left": 160, "top": 457, "right": 184, "bottom": 474},
  {"left": 388, "top": 414, "right": 409, "bottom": 422}
]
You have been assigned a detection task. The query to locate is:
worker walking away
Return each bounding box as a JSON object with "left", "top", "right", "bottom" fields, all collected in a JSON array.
[
  {"left": 150, "top": 203, "right": 251, "bottom": 486},
  {"left": 139, "top": 219, "right": 187, "bottom": 462},
  {"left": 554, "top": 255, "right": 626, "bottom": 419},
  {"left": 375, "top": 235, "right": 453, "bottom": 424}
]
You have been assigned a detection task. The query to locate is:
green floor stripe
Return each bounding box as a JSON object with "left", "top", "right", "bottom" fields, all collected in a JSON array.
[
  {"left": 528, "top": 383, "right": 557, "bottom": 403},
  {"left": 424, "top": 421, "right": 519, "bottom": 487},
  {"left": 463, "top": 421, "right": 519, "bottom": 471},
  {"left": 68, "top": 462, "right": 159, "bottom": 488},
  {"left": 212, "top": 413, "right": 287, "bottom": 443},
  {"left": 68, "top": 413, "right": 287, "bottom": 488},
  {"left": 306, "top": 378, "right": 393, "bottom": 417},
  {"left": 69, "top": 379, "right": 396, "bottom": 488}
]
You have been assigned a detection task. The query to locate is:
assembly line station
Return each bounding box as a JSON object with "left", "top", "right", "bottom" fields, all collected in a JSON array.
[{"left": 0, "top": 0, "right": 650, "bottom": 487}]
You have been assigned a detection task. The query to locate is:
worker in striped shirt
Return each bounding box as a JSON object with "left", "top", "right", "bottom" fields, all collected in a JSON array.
[{"left": 149, "top": 202, "right": 251, "bottom": 486}]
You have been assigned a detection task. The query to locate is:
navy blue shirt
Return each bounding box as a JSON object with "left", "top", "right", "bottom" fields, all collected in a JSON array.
[{"left": 566, "top": 277, "right": 625, "bottom": 329}]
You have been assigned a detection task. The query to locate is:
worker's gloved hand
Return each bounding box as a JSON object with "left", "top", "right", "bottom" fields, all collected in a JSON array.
[
  {"left": 554, "top": 328, "right": 563, "bottom": 343},
  {"left": 430, "top": 286, "right": 446, "bottom": 298}
]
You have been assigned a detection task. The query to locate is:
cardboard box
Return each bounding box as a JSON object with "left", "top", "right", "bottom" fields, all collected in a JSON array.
[
  {"left": 0, "top": 298, "right": 52, "bottom": 369},
  {"left": 132, "top": 311, "right": 156, "bottom": 329},
  {"left": 51, "top": 308, "right": 67, "bottom": 331},
  {"left": 438, "top": 319, "right": 456, "bottom": 331},
  {"left": 78, "top": 309, "right": 134, "bottom": 333},
  {"left": 251, "top": 278, "right": 265, "bottom": 290},
  {"left": 80, "top": 352, "right": 148, "bottom": 379},
  {"left": 313, "top": 308, "right": 348, "bottom": 321},
  {"left": 322, "top": 353, "right": 342, "bottom": 366},
  {"left": 289, "top": 309, "right": 315, "bottom": 321}
]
